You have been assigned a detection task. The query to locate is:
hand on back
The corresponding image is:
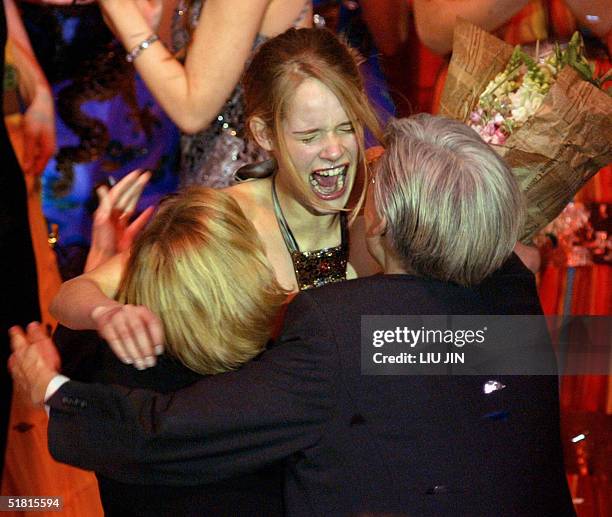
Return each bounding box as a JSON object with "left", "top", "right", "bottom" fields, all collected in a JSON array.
[{"left": 91, "top": 303, "right": 165, "bottom": 370}]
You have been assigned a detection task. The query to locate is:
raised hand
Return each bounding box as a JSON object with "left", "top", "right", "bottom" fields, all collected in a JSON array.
[
  {"left": 85, "top": 169, "right": 154, "bottom": 272},
  {"left": 8, "top": 323, "right": 61, "bottom": 406},
  {"left": 91, "top": 303, "right": 165, "bottom": 369}
]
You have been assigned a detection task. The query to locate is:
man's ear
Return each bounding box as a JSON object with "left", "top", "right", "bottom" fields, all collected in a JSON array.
[{"left": 249, "top": 117, "right": 274, "bottom": 152}]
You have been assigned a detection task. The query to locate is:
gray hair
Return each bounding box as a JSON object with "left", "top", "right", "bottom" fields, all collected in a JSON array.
[{"left": 373, "top": 114, "right": 523, "bottom": 286}]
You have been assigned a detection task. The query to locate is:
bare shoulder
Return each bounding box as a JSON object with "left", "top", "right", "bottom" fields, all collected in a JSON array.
[{"left": 223, "top": 178, "right": 272, "bottom": 220}]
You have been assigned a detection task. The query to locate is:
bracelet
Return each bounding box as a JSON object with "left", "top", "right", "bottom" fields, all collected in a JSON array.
[{"left": 126, "top": 34, "right": 159, "bottom": 63}]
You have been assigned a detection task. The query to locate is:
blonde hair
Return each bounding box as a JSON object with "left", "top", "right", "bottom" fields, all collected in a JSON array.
[
  {"left": 243, "top": 27, "right": 382, "bottom": 221},
  {"left": 374, "top": 115, "right": 524, "bottom": 286},
  {"left": 117, "top": 187, "right": 287, "bottom": 375}
]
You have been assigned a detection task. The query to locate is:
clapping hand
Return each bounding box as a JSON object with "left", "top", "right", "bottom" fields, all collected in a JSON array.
[
  {"left": 8, "top": 323, "right": 61, "bottom": 406},
  {"left": 85, "top": 169, "right": 154, "bottom": 272}
]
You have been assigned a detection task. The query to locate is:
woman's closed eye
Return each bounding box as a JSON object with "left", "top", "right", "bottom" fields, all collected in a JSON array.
[
  {"left": 338, "top": 123, "right": 354, "bottom": 134},
  {"left": 298, "top": 133, "right": 318, "bottom": 144}
]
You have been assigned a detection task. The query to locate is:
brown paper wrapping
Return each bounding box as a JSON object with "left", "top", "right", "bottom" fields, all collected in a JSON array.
[{"left": 439, "top": 19, "right": 612, "bottom": 242}]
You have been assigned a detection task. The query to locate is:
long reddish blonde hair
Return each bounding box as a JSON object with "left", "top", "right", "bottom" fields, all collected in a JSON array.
[{"left": 243, "top": 28, "right": 382, "bottom": 221}]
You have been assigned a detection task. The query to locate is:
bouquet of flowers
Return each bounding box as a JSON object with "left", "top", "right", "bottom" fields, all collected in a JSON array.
[{"left": 439, "top": 20, "right": 612, "bottom": 242}]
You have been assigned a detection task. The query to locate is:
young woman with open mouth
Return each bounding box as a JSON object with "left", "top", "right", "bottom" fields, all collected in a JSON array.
[{"left": 50, "top": 28, "right": 382, "bottom": 367}]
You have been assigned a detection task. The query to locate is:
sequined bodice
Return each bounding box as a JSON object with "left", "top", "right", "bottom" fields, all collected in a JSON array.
[{"left": 272, "top": 178, "right": 349, "bottom": 290}]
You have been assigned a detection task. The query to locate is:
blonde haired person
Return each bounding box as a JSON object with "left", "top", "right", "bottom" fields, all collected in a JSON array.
[
  {"left": 116, "top": 186, "right": 285, "bottom": 374},
  {"left": 51, "top": 28, "right": 383, "bottom": 367},
  {"left": 51, "top": 186, "right": 286, "bottom": 515}
]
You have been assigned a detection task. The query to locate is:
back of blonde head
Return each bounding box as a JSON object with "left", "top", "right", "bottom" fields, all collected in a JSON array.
[
  {"left": 374, "top": 115, "right": 524, "bottom": 286},
  {"left": 117, "top": 187, "right": 286, "bottom": 374}
]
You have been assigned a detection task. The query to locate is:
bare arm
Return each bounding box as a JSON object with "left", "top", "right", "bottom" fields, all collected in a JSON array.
[
  {"left": 413, "top": 0, "right": 530, "bottom": 55},
  {"left": 98, "top": 0, "right": 269, "bottom": 133},
  {"left": 5, "top": 0, "right": 36, "bottom": 54},
  {"left": 50, "top": 253, "right": 127, "bottom": 330},
  {"left": 51, "top": 252, "right": 164, "bottom": 367},
  {"left": 5, "top": 0, "right": 55, "bottom": 174},
  {"left": 414, "top": 0, "right": 612, "bottom": 55},
  {"left": 563, "top": 0, "right": 612, "bottom": 45}
]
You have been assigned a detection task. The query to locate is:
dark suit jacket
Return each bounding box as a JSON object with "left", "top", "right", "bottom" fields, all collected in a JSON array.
[
  {"left": 53, "top": 327, "right": 284, "bottom": 517},
  {"left": 48, "top": 255, "right": 575, "bottom": 516}
]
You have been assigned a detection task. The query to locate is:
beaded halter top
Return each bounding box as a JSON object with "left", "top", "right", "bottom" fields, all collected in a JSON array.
[{"left": 271, "top": 178, "right": 349, "bottom": 291}]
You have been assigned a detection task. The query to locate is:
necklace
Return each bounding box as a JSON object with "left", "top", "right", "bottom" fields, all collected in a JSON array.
[{"left": 271, "top": 177, "right": 349, "bottom": 290}]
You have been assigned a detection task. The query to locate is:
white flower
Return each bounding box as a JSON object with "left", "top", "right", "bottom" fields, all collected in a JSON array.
[
  {"left": 511, "top": 105, "right": 528, "bottom": 124},
  {"left": 493, "top": 113, "right": 505, "bottom": 125}
]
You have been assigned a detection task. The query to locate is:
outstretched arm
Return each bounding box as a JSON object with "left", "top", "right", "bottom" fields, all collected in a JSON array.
[
  {"left": 414, "top": 0, "right": 612, "bottom": 55},
  {"left": 50, "top": 253, "right": 164, "bottom": 367},
  {"left": 5, "top": 0, "right": 55, "bottom": 174},
  {"left": 97, "top": 0, "right": 270, "bottom": 133},
  {"left": 51, "top": 170, "right": 153, "bottom": 331},
  {"left": 563, "top": 0, "right": 612, "bottom": 51},
  {"left": 43, "top": 292, "right": 336, "bottom": 484},
  {"left": 413, "top": 0, "right": 530, "bottom": 55},
  {"left": 50, "top": 253, "right": 127, "bottom": 330}
]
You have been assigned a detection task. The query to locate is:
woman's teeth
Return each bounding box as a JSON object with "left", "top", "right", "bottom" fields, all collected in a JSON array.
[{"left": 310, "top": 166, "right": 346, "bottom": 196}]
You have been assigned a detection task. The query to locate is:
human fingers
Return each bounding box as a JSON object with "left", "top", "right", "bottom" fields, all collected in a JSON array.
[
  {"left": 8, "top": 328, "right": 54, "bottom": 406},
  {"left": 118, "top": 170, "right": 152, "bottom": 218},
  {"left": 26, "top": 322, "right": 62, "bottom": 372},
  {"left": 26, "top": 321, "right": 48, "bottom": 345},
  {"left": 135, "top": 305, "right": 165, "bottom": 356},
  {"left": 108, "top": 169, "right": 148, "bottom": 214},
  {"left": 93, "top": 305, "right": 151, "bottom": 369},
  {"left": 7, "top": 327, "right": 29, "bottom": 390},
  {"left": 94, "top": 184, "right": 112, "bottom": 222},
  {"left": 8, "top": 326, "right": 28, "bottom": 353},
  {"left": 119, "top": 205, "right": 155, "bottom": 252},
  {"left": 104, "top": 169, "right": 142, "bottom": 210},
  {"left": 92, "top": 305, "right": 135, "bottom": 365},
  {"left": 122, "top": 306, "right": 163, "bottom": 367}
]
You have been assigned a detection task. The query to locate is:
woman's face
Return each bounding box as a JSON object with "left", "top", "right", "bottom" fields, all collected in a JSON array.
[{"left": 279, "top": 77, "right": 358, "bottom": 212}]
